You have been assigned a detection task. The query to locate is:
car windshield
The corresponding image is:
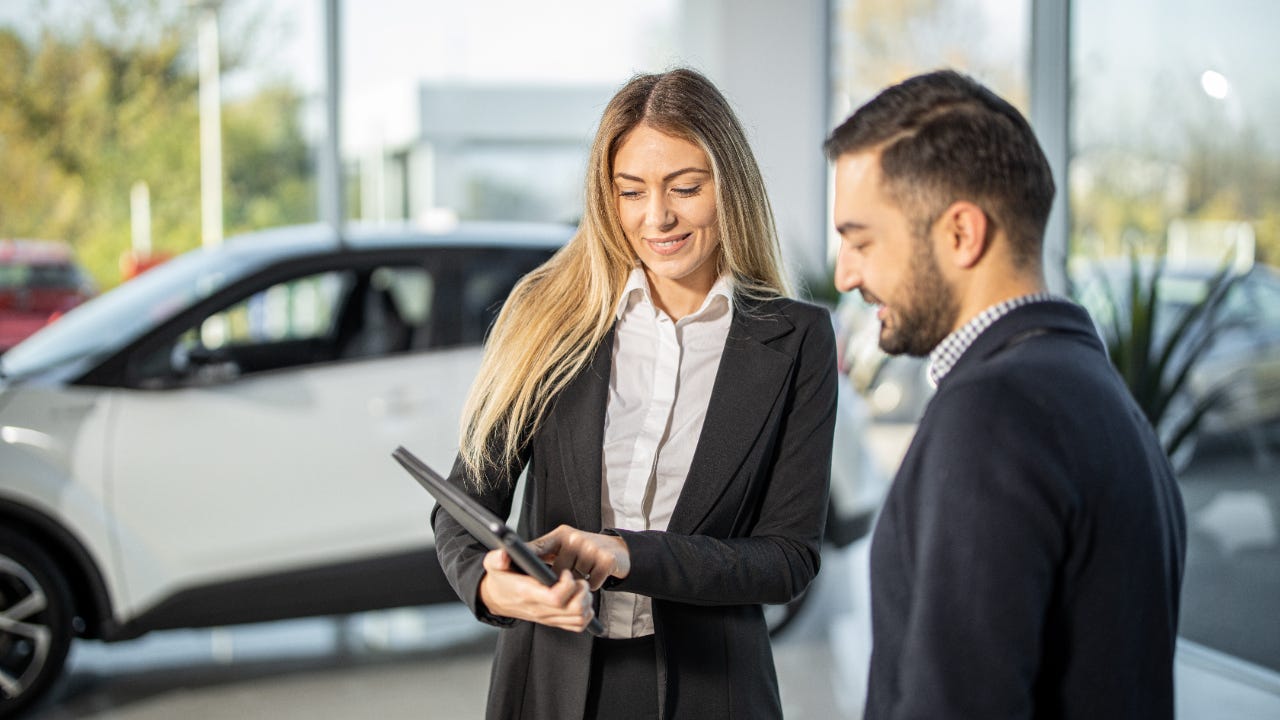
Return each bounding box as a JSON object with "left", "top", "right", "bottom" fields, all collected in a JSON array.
[
  {"left": 0, "top": 247, "right": 258, "bottom": 379},
  {"left": 0, "top": 262, "right": 84, "bottom": 290}
]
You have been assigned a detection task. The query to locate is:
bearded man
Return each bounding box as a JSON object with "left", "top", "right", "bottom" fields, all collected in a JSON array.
[{"left": 827, "top": 70, "right": 1186, "bottom": 720}]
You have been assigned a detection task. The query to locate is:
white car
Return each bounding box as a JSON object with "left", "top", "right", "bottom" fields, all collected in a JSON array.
[{"left": 0, "top": 221, "right": 887, "bottom": 716}]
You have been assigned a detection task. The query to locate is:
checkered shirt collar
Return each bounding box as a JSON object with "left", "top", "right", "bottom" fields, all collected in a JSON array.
[{"left": 927, "top": 292, "right": 1056, "bottom": 387}]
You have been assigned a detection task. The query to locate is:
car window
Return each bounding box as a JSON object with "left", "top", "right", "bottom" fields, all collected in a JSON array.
[
  {"left": 448, "top": 248, "right": 550, "bottom": 346},
  {"left": 0, "top": 262, "right": 85, "bottom": 289},
  {"left": 131, "top": 262, "right": 438, "bottom": 388},
  {"left": 1245, "top": 274, "right": 1280, "bottom": 328},
  {"left": 334, "top": 265, "right": 434, "bottom": 358},
  {"left": 199, "top": 272, "right": 347, "bottom": 349},
  {"left": 1, "top": 247, "right": 254, "bottom": 379}
]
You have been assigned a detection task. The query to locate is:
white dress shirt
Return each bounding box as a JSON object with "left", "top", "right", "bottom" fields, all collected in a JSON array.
[{"left": 599, "top": 266, "right": 734, "bottom": 638}]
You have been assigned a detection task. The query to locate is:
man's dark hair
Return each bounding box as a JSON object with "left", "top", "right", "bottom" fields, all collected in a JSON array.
[{"left": 825, "top": 70, "right": 1055, "bottom": 267}]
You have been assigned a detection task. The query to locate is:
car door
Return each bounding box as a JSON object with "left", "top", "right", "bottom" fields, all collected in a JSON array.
[
  {"left": 104, "top": 253, "right": 482, "bottom": 614},
  {"left": 1222, "top": 271, "right": 1280, "bottom": 427}
]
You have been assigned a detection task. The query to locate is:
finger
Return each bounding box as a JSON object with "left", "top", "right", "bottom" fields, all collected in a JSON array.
[
  {"left": 482, "top": 548, "right": 510, "bottom": 573},
  {"left": 543, "top": 583, "right": 594, "bottom": 630},
  {"left": 573, "top": 583, "right": 596, "bottom": 630},
  {"left": 547, "top": 528, "right": 584, "bottom": 576},
  {"left": 585, "top": 566, "right": 608, "bottom": 592},
  {"left": 544, "top": 569, "right": 579, "bottom": 605},
  {"left": 551, "top": 551, "right": 576, "bottom": 577},
  {"left": 528, "top": 525, "right": 567, "bottom": 558}
]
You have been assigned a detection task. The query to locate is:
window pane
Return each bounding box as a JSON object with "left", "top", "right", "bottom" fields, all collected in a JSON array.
[
  {"left": 830, "top": 0, "right": 1031, "bottom": 123},
  {"left": 338, "top": 0, "right": 679, "bottom": 226},
  {"left": 1072, "top": 0, "right": 1280, "bottom": 672}
]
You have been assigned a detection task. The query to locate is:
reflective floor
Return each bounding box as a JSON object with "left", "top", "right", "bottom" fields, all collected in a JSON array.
[
  {"left": 23, "top": 423, "right": 1280, "bottom": 719},
  {"left": 1178, "top": 438, "right": 1280, "bottom": 673},
  {"left": 27, "top": 541, "right": 872, "bottom": 720}
]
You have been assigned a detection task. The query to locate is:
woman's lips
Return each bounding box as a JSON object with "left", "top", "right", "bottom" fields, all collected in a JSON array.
[{"left": 645, "top": 233, "right": 690, "bottom": 256}]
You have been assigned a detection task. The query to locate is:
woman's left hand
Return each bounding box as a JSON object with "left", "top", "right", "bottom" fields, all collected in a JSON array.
[{"left": 529, "top": 525, "right": 631, "bottom": 592}]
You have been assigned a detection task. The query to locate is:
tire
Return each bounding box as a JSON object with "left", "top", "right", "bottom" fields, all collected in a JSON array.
[{"left": 0, "top": 527, "right": 74, "bottom": 718}]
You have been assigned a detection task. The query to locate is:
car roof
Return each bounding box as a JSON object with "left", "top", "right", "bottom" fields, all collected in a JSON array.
[
  {"left": 211, "top": 220, "right": 575, "bottom": 267},
  {"left": 0, "top": 239, "right": 76, "bottom": 265}
]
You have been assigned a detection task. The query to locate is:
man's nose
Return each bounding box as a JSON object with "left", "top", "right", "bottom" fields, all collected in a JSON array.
[{"left": 834, "top": 245, "right": 861, "bottom": 293}]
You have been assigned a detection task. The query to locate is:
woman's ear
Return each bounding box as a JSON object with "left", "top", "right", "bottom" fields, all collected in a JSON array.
[{"left": 935, "top": 201, "right": 989, "bottom": 269}]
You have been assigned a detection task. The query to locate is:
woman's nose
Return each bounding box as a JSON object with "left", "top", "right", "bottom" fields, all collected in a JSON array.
[{"left": 646, "top": 196, "right": 677, "bottom": 232}]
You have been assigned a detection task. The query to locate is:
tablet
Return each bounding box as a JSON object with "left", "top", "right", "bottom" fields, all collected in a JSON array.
[{"left": 391, "top": 445, "right": 604, "bottom": 636}]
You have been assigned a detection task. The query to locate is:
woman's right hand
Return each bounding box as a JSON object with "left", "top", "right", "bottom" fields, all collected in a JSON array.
[{"left": 477, "top": 548, "right": 596, "bottom": 633}]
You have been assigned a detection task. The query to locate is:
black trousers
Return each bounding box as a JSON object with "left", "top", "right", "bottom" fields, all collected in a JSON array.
[{"left": 583, "top": 635, "right": 659, "bottom": 720}]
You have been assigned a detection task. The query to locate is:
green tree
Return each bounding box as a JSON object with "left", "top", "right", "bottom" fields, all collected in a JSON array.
[{"left": 0, "top": 0, "right": 314, "bottom": 289}]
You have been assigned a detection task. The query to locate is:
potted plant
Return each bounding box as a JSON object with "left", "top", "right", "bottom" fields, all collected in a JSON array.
[{"left": 1072, "top": 241, "right": 1243, "bottom": 471}]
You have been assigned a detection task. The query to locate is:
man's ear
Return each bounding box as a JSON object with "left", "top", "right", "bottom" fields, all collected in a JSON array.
[{"left": 935, "top": 201, "right": 988, "bottom": 269}]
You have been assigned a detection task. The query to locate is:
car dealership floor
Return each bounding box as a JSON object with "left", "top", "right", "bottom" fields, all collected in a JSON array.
[{"left": 26, "top": 422, "right": 1280, "bottom": 720}]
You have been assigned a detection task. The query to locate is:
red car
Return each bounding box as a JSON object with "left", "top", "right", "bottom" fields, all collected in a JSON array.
[{"left": 0, "top": 239, "right": 95, "bottom": 353}]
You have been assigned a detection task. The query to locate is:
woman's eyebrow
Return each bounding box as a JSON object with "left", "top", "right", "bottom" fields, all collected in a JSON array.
[{"left": 613, "top": 167, "right": 712, "bottom": 183}]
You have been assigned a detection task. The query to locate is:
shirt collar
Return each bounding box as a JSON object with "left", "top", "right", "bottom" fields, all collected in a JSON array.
[
  {"left": 614, "top": 266, "right": 734, "bottom": 322},
  {"left": 926, "top": 292, "right": 1056, "bottom": 387}
]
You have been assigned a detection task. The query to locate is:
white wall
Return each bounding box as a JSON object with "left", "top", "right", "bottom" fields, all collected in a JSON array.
[{"left": 677, "top": 0, "right": 832, "bottom": 292}]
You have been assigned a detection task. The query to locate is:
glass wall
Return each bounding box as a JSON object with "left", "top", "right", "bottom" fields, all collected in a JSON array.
[
  {"left": 0, "top": 0, "right": 324, "bottom": 290},
  {"left": 828, "top": 0, "right": 1031, "bottom": 422},
  {"left": 338, "top": 0, "right": 679, "bottom": 226},
  {"left": 831, "top": 0, "right": 1280, "bottom": 682},
  {"left": 1072, "top": 0, "right": 1280, "bottom": 674},
  {"left": 830, "top": 0, "right": 1030, "bottom": 126}
]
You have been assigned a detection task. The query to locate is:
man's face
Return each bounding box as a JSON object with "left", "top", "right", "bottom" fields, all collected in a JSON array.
[{"left": 832, "top": 151, "right": 958, "bottom": 357}]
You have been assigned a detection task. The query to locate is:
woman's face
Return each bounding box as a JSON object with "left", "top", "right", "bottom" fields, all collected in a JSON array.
[{"left": 613, "top": 124, "right": 721, "bottom": 297}]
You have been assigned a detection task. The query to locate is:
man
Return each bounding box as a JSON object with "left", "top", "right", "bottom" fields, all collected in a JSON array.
[{"left": 827, "top": 70, "right": 1186, "bottom": 719}]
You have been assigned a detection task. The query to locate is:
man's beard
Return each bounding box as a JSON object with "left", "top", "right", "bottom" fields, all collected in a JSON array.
[{"left": 877, "top": 239, "right": 958, "bottom": 357}]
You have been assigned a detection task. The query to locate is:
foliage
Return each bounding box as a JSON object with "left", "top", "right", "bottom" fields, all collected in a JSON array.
[
  {"left": 0, "top": 0, "right": 313, "bottom": 290},
  {"left": 1074, "top": 241, "right": 1242, "bottom": 464}
]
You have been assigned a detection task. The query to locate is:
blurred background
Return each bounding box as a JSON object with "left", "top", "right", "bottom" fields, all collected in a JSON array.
[{"left": 1, "top": 0, "right": 1278, "bottom": 718}]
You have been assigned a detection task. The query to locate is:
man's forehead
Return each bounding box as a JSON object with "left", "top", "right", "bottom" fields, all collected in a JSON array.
[{"left": 834, "top": 150, "right": 884, "bottom": 186}]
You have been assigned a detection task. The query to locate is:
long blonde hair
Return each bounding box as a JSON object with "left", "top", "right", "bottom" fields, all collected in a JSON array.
[{"left": 458, "top": 68, "right": 789, "bottom": 486}]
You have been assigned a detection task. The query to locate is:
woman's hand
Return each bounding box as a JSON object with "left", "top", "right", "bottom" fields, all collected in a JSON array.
[
  {"left": 477, "top": 548, "right": 596, "bottom": 633},
  {"left": 529, "top": 525, "right": 631, "bottom": 592}
]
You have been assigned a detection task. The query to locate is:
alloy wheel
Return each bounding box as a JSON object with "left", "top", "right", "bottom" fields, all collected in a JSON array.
[{"left": 0, "top": 554, "right": 53, "bottom": 704}]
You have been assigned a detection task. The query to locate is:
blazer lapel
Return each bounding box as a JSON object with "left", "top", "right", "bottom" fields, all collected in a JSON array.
[
  {"left": 667, "top": 302, "right": 795, "bottom": 535},
  {"left": 552, "top": 327, "right": 614, "bottom": 531}
]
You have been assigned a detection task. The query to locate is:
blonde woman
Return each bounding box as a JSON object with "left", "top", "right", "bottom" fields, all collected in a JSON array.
[{"left": 432, "top": 68, "right": 837, "bottom": 720}]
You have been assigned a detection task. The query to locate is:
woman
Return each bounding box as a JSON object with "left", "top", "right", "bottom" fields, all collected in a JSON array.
[{"left": 432, "top": 68, "right": 837, "bottom": 720}]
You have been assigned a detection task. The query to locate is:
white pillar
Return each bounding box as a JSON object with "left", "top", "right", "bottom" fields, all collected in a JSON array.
[
  {"left": 679, "top": 0, "right": 831, "bottom": 295},
  {"left": 196, "top": 2, "right": 223, "bottom": 247},
  {"left": 319, "top": 0, "right": 345, "bottom": 235},
  {"left": 1030, "top": 0, "right": 1072, "bottom": 293},
  {"left": 130, "top": 181, "right": 151, "bottom": 255}
]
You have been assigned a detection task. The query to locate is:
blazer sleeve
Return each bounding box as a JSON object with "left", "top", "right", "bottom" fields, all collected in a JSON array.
[
  {"left": 608, "top": 310, "right": 837, "bottom": 606},
  {"left": 887, "top": 379, "right": 1075, "bottom": 718},
  {"left": 431, "top": 444, "right": 530, "bottom": 626}
]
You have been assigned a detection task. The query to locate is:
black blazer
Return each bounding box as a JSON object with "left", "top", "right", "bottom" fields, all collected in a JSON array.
[
  {"left": 864, "top": 300, "right": 1187, "bottom": 719},
  {"left": 433, "top": 295, "right": 838, "bottom": 720}
]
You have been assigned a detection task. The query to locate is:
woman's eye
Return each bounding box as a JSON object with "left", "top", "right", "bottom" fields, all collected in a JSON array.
[
  {"left": 673, "top": 185, "right": 701, "bottom": 197},
  {"left": 618, "top": 189, "right": 642, "bottom": 200}
]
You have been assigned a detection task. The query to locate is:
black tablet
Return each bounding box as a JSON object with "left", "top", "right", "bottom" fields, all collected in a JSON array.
[{"left": 391, "top": 445, "right": 604, "bottom": 636}]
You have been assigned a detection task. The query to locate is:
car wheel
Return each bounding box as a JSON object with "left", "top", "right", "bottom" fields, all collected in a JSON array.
[
  {"left": 0, "top": 527, "right": 74, "bottom": 717},
  {"left": 764, "top": 588, "right": 811, "bottom": 637}
]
